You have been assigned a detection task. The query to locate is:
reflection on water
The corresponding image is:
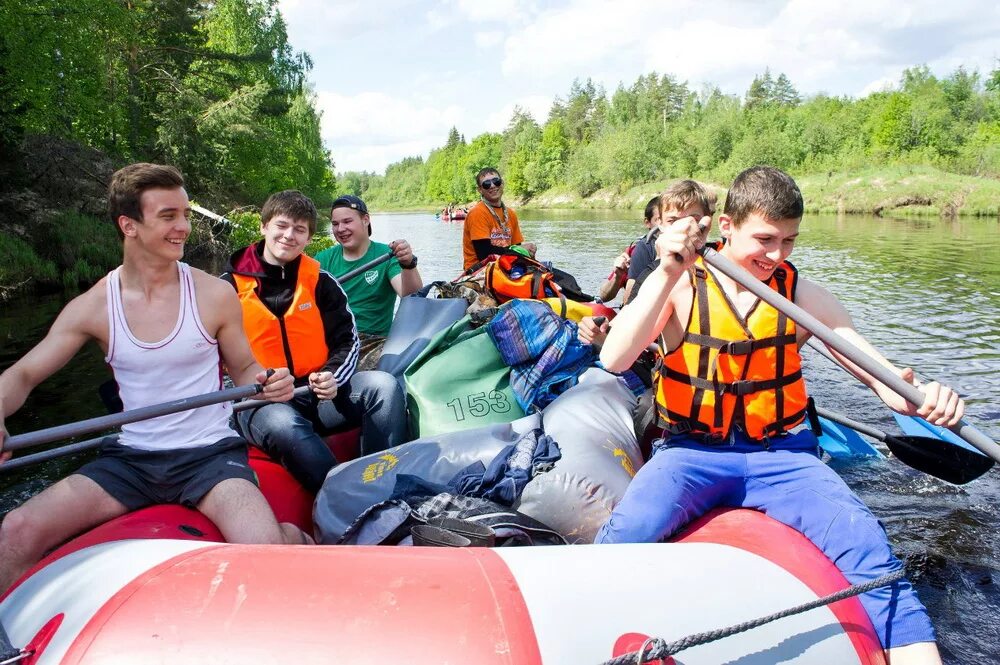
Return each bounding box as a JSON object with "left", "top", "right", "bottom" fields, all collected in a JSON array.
[{"left": 1, "top": 210, "right": 997, "bottom": 663}]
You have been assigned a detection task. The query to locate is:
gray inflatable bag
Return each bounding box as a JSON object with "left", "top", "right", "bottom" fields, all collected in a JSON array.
[
  {"left": 314, "top": 413, "right": 541, "bottom": 543},
  {"left": 515, "top": 368, "right": 643, "bottom": 543},
  {"left": 376, "top": 295, "right": 468, "bottom": 386}
]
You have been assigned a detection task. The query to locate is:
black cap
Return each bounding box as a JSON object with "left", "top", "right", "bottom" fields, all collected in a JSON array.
[
  {"left": 331, "top": 194, "right": 368, "bottom": 215},
  {"left": 331, "top": 194, "right": 371, "bottom": 235}
]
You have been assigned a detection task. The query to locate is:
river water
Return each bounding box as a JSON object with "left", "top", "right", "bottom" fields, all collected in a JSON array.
[{"left": 1, "top": 210, "right": 998, "bottom": 663}]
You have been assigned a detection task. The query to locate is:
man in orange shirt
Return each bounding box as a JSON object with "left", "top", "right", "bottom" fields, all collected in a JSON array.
[{"left": 461, "top": 167, "right": 537, "bottom": 270}]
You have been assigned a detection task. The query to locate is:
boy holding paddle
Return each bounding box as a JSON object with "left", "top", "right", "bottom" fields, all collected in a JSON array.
[
  {"left": 596, "top": 166, "right": 963, "bottom": 664},
  {"left": 222, "top": 190, "right": 406, "bottom": 494},
  {"left": 0, "top": 163, "right": 305, "bottom": 593}
]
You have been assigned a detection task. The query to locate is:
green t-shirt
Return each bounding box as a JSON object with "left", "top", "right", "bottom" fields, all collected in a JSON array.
[{"left": 314, "top": 242, "right": 402, "bottom": 336}]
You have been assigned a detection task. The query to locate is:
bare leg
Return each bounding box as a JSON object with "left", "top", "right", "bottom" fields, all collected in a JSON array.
[
  {"left": 886, "top": 642, "right": 942, "bottom": 665},
  {"left": 0, "top": 474, "right": 128, "bottom": 593},
  {"left": 196, "top": 478, "right": 308, "bottom": 545}
]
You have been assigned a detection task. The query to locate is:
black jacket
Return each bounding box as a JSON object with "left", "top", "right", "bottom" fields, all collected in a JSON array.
[{"left": 221, "top": 241, "right": 359, "bottom": 386}]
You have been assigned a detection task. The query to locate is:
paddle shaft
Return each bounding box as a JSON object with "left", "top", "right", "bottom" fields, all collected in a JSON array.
[
  {"left": 700, "top": 246, "right": 1000, "bottom": 463},
  {"left": 335, "top": 251, "right": 394, "bottom": 284},
  {"left": 0, "top": 386, "right": 313, "bottom": 473},
  {"left": 814, "top": 406, "right": 891, "bottom": 442},
  {"left": 5, "top": 383, "right": 263, "bottom": 452}
]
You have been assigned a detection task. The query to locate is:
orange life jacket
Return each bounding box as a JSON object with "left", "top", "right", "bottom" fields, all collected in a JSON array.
[
  {"left": 655, "top": 257, "right": 809, "bottom": 441},
  {"left": 233, "top": 255, "right": 328, "bottom": 379},
  {"left": 484, "top": 254, "right": 562, "bottom": 304}
]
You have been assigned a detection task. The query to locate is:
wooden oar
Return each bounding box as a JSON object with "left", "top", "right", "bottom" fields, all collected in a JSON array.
[
  {"left": 815, "top": 406, "right": 992, "bottom": 484},
  {"left": 699, "top": 245, "right": 999, "bottom": 467},
  {"left": 0, "top": 386, "right": 313, "bottom": 473},
  {"left": 4, "top": 383, "right": 265, "bottom": 453}
]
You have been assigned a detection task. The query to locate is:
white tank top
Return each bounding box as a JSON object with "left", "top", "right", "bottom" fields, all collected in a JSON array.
[{"left": 105, "top": 262, "right": 238, "bottom": 450}]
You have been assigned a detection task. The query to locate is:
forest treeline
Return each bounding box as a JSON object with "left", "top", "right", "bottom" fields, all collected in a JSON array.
[
  {"left": 0, "top": 0, "right": 334, "bottom": 206},
  {"left": 342, "top": 66, "right": 1000, "bottom": 209}
]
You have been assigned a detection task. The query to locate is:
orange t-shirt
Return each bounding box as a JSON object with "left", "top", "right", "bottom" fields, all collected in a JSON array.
[{"left": 462, "top": 200, "right": 524, "bottom": 269}]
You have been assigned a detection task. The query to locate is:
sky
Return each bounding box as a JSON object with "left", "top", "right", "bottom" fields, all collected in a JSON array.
[{"left": 277, "top": 0, "right": 1000, "bottom": 175}]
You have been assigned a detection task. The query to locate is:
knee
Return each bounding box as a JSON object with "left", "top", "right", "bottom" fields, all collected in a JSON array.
[
  {"left": 360, "top": 371, "right": 401, "bottom": 399},
  {"left": 0, "top": 505, "right": 45, "bottom": 557},
  {"left": 247, "top": 404, "right": 309, "bottom": 439}
]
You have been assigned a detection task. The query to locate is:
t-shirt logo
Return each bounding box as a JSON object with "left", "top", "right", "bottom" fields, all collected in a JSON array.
[{"left": 364, "top": 269, "right": 379, "bottom": 284}]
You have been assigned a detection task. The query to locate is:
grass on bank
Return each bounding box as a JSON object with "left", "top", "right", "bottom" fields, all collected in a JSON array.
[{"left": 518, "top": 165, "right": 1000, "bottom": 218}]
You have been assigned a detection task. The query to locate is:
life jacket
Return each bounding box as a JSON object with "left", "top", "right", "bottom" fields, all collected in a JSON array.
[
  {"left": 233, "top": 255, "right": 329, "bottom": 379},
  {"left": 483, "top": 254, "right": 562, "bottom": 304},
  {"left": 655, "top": 256, "right": 809, "bottom": 441}
]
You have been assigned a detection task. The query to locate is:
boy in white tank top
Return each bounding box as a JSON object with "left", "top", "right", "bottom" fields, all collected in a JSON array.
[{"left": 0, "top": 163, "right": 308, "bottom": 593}]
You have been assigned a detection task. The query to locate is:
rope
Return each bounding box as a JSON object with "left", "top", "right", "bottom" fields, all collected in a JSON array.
[{"left": 599, "top": 568, "right": 906, "bottom": 665}]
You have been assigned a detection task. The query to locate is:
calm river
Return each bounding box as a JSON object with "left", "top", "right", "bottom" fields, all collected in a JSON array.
[{"left": 1, "top": 209, "right": 998, "bottom": 663}]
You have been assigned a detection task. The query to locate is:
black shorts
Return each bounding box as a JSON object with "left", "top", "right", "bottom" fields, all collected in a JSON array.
[{"left": 76, "top": 436, "right": 258, "bottom": 511}]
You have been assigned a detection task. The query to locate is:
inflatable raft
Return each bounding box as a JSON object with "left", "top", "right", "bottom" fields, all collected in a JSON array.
[
  {"left": 0, "top": 299, "right": 887, "bottom": 663},
  {"left": 0, "top": 503, "right": 885, "bottom": 664}
]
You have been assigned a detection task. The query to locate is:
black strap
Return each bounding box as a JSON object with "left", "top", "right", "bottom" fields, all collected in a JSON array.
[
  {"left": 773, "top": 268, "right": 790, "bottom": 425},
  {"left": 806, "top": 397, "right": 823, "bottom": 437},
  {"left": 683, "top": 332, "right": 797, "bottom": 353}
]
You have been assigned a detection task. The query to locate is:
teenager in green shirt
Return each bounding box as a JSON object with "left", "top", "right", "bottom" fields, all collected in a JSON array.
[{"left": 315, "top": 195, "right": 423, "bottom": 339}]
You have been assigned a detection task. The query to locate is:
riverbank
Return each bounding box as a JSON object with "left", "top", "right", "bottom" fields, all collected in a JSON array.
[{"left": 515, "top": 165, "right": 1000, "bottom": 218}]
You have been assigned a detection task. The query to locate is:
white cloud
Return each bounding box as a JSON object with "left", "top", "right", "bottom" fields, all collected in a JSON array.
[
  {"left": 454, "top": 0, "right": 527, "bottom": 23},
  {"left": 278, "top": 0, "right": 1000, "bottom": 173},
  {"left": 315, "top": 91, "right": 465, "bottom": 172},
  {"left": 474, "top": 31, "right": 505, "bottom": 49}
]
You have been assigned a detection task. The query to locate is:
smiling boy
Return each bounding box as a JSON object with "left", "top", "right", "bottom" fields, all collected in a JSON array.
[
  {"left": 222, "top": 191, "right": 406, "bottom": 493},
  {"left": 597, "top": 166, "right": 961, "bottom": 664},
  {"left": 462, "top": 167, "right": 537, "bottom": 270},
  {"left": 314, "top": 195, "right": 422, "bottom": 338},
  {"left": 0, "top": 164, "right": 302, "bottom": 592}
]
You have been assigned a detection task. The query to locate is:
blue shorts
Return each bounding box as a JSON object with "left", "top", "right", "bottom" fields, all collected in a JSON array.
[
  {"left": 594, "top": 429, "right": 935, "bottom": 649},
  {"left": 76, "top": 436, "right": 257, "bottom": 511}
]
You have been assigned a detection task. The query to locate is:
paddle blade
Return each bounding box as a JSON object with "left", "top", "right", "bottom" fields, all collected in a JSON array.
[
  {"left": 891, "top": 413, "right": 981, "bottom": 453},
  {"left": 817, "top": 417, "right": 883, "bottom": 459},
  {"left": 885, "top": 435, "right": 994, "bottom": 485}
]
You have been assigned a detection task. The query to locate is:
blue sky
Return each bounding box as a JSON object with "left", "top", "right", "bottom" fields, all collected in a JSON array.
[{"left": 277, "top": 0, "right": 1000, "bottom": 174}]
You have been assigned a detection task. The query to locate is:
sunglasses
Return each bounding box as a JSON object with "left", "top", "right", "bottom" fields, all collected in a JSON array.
[{"left": 480, "top": 177, "right": 503, "bottom": 189}]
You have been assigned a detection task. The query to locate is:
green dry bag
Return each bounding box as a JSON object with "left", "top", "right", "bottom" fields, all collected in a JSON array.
[{"left": 403, "top": 314, "right": 524, "bottom": 438}]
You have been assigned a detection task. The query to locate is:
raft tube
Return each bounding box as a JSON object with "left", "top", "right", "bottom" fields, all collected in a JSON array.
[{"left": 0, "top": 508, "right": 885, "bottom": 664}]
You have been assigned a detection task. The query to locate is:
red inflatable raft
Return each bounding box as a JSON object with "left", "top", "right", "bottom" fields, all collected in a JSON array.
[{"left": 0, "top": 446, "right": 886, "bottom": 665}]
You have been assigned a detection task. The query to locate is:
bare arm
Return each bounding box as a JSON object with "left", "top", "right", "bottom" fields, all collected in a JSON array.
[
  {"left": 597, "top": 252, "right": 630, "bottom": 302},
  {"left": 797, "top": 278, "right": 964, "bottom": 426},
  {"left": 622, "top": 278, "right": 637, "bottom": 305},
  {"left": 202, "top": 274, "right": 293, "bottom": 403},
  {"left": 0, "top": 288, "right": 100, "bottom": 458},
  {"left": 601, "top": 216, "right": 709, "bottom": 371},
  {"left": 388, "top": 239, "right": 423, "bottom": 297}
]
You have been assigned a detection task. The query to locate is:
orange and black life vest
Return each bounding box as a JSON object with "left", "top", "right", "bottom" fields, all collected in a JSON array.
[
  {"left": 655, "top": 256, "right": 809, "bottom": 441},
  {"left": 484, "top": 254, "right": 561, "bottom": 304},
  {"left": 233, "top": 255, "right": 328, "bottom": 379}
]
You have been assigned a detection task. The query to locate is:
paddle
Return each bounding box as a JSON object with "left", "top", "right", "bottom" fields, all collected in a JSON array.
[
  {"left": 814, "top": 406, "right": 992, "bottom": 484},
  {"left": 815, "top": 415, "right": 883, "bottom": 459},
  {"left": 334, "top": 251, "right": 394, "bottom": 284},
  {"left": 804, "top": 338, "right": 963, "bottom": 446},
  {"left": 699, "top": 245, "right": 999, "bottom": 468},
  {"left": 4, "top": 383, "right": 266, "bottom": 453},
  {"left": 0, "top": 386, "right": 314, "bottom": 473}
]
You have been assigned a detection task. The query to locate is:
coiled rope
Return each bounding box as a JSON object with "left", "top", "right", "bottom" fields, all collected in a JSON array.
[{"left": 599, "top": 568, "right": 905, "bottom": 665}]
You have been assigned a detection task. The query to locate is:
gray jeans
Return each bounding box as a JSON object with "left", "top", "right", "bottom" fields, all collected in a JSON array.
[{"left": 235, "top": 370, "right": 407, "bottom": 493}]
